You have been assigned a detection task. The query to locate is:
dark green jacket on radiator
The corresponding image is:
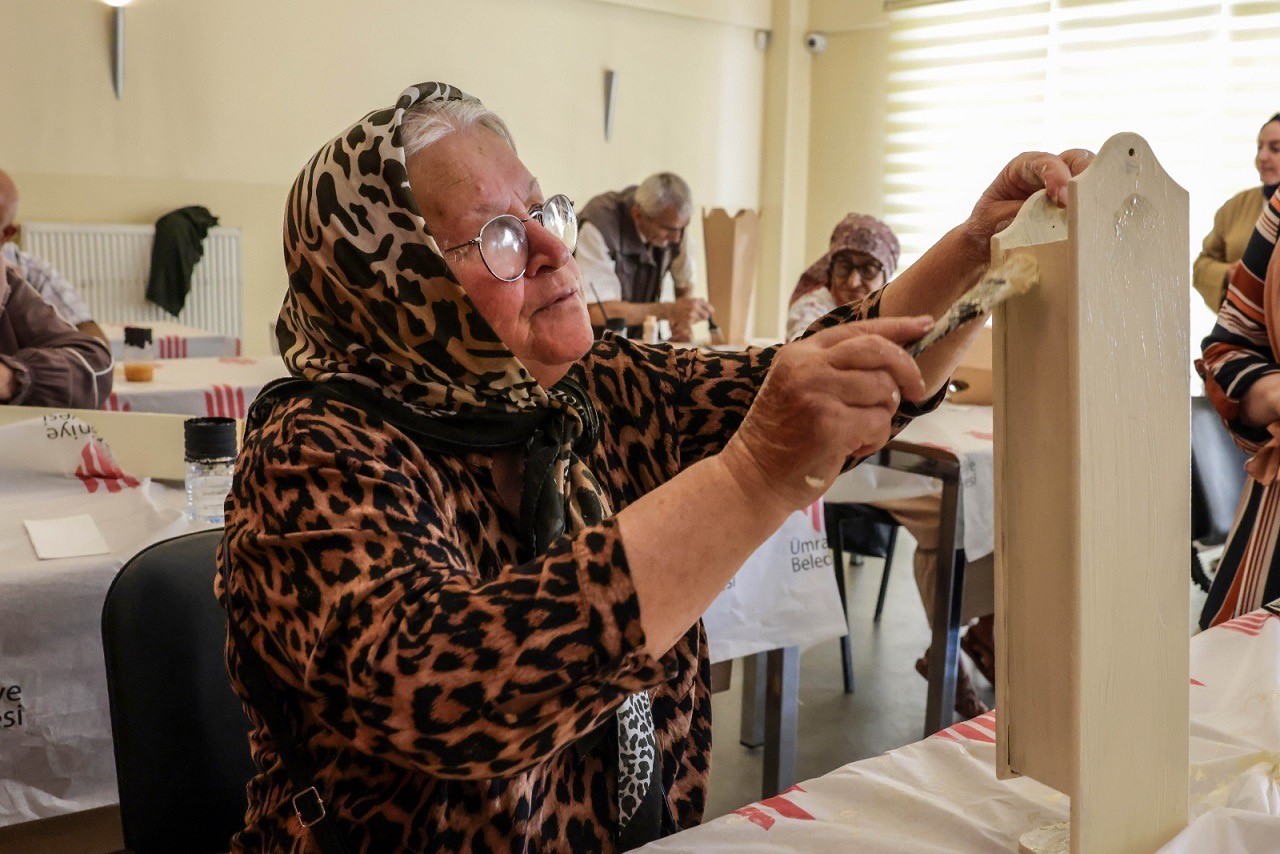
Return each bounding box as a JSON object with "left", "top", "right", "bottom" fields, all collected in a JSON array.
[{"left": 146, "top": 205, "right": 219, "bottom": 317}]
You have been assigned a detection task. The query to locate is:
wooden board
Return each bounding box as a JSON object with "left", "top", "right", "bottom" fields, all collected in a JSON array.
[
  {"left": 702, "top": 208, "right": 760, "bottom": 345},
  {"left": 991, "top": 133, "right": 1190, "bottom": 853},
  {"left": 948, "top": 323, "right": 993, "bottom": 405}
]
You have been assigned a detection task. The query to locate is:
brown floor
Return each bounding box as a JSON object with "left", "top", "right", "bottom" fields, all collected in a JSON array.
[{"left": 0, "top": 806, "right": 122, "bottom": 854}]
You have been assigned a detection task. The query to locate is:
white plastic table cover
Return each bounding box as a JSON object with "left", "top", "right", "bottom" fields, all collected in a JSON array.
[
  {"left": 820, "top": 402, "right": 993, "bottom": 561},
  {"left": 0, "top": 415, "right": 207, "bottom": 827},
  {"left": 101, "top": 321, "right": 240, "bottom": 360},
  {"left": 889, "top": 402, "right": 994, "bottom": 561},
  {"left": 643, "top": 609, "right": 1280, "bottom": 852},
  {"left": 102, "top": 355, "right": 288, "bottom": 417}
]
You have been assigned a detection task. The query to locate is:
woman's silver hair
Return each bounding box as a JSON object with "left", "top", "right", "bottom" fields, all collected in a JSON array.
[
  {"left": 634, "top": 172, "right": 692, "bottom": 219},
  {"left": 400, "top": 98, "right": 517, "bottom": 156}
]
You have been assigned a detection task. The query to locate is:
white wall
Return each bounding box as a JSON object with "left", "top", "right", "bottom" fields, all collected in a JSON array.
[{"left": 1, "top": 0, "right": 766, "bottom": 353}]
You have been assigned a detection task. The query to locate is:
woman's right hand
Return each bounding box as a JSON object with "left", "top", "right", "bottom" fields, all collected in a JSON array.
[{"left": 722, "top": 315, "right": 934, "bottom": 513}]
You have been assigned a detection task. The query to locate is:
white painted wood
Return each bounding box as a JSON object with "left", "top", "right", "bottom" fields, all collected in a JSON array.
[{"left": 991, "top": 133, "right": 1190, "bottom": 853}]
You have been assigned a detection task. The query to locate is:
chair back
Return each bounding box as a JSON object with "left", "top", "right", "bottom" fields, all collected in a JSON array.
[
  {"left": 1191, "top": 396, "right": 1249, "bottom": 545},
  {"left": 102, "top": 529, "right": 254, "bottom": 853}
]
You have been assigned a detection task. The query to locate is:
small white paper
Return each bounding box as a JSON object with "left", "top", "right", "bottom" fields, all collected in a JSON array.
[{"left": 24, "top": 514, "right": 111, "bottom": 560}]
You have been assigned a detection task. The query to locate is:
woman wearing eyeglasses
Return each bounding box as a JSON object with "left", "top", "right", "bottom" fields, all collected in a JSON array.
[
  {"left": 785, "top": 214, "right": 899, "bottom": 342},
  {"left": 217, "top": 82, "right": 1089, "bottom": 852},
  {"left": 787, "top": 214, "right": 992, "bottom": 719}
]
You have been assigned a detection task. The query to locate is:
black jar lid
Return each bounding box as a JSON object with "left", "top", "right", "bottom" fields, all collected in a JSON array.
[
  {"left": 184, "top": 417, "right": 237, "bottom": 462},
  {"left": 123, "top": 326, "right": 153, "bottom": 348}
]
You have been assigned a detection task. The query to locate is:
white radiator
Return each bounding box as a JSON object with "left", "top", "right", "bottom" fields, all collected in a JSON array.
[{"left": 20, "top": 222, "right": 243, "bottom": 339}]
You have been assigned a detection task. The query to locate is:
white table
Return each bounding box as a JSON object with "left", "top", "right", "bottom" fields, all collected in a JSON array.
[
  {"left": 644, "top": 608, "right": 1280, "bottom": 852},
  {"left": 103, "top": 356, "right": 287, "bottom": 417},
  {"left": 101, "top": 322, "right": 240, "bottom": 360},
  {"left": 824, "top": 403, "right": 996, "bottom": 735},
  {"left": 0, "top": 429, "right": 206, "bottom": 827},
  {"left": 830, "top": 402, "right": 995, "bottom": 559}
]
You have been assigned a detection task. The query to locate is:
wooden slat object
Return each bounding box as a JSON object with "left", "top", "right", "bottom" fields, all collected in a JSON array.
[
  {"left": 702, "top": 208, "right": 761, "bottom": 345},
  {"left": 991, "top": 132, "right": 1190, "bottom": 853},
  {"left": 0, "top": 406, "right": 240, "bottom": 482},
  {"left": 948, "top": 323, "right": 993, "bottom": 405}
]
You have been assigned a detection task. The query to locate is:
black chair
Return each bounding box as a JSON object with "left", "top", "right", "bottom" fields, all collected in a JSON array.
[
  {"left": 825, "top": 502, "right": 901, "bottom": 693},
  {"left": 102, "top": 530, "right": 255, "bottom": 854},
  {"left": 1191, "top": 396, "right": 1250, "bottom": 592}
]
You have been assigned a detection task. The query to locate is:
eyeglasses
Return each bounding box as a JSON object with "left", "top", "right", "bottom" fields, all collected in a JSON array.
[
  {"left": 832, "top": 256, "right": 884, "bottom": 281},
  {"left": 442, "top": 194, "right": 577, "bottom": 282}
]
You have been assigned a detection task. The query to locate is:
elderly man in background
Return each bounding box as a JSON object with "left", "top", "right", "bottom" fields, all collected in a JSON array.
[
  {"left": 576, "top": 172, "right": 714, "bottom": 340},
  {"left": 0, "top": 256, "right": 112, "bottom": 408},
  {"left": 0, "top": 169, "right": 107, "bottom": 344}
]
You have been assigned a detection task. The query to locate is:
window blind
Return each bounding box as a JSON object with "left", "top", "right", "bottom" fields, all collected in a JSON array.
[{"left": 885, "top": 0, "right": 1280, "bottom": 290}]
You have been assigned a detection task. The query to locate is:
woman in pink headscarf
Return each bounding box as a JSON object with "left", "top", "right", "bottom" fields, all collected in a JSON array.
[
  {"left": 791, "top": 214, "right": 995, "bottom": 717},
  {"left": 786, "top": 214, "right": 901, "bottom": 340}
]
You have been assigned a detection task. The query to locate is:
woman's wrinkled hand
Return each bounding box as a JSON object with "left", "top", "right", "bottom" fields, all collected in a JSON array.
[
  {"left": 965, "top": 149, "right": 1095, "bottom": 252},
  {"left": 722, "top": 315, "right": 934, "bottom": 513}
]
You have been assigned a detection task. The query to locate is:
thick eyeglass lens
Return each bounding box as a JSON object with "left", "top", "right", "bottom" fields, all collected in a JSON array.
[
  {"left": 541, "top": 195, "right": 578, "bottom": 253},
  {"left": 478, "top": 215, "right": 528, "bottom": 281}
]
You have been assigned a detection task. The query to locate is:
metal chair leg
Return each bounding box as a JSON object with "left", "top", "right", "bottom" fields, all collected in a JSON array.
[
  {"left": 740, "top": 653, "right": 766, "bottom": 748},
  {"left": 873, "top": 524, "right": 900, "bottom": 623},
  {"left": 831, "top": 520, "right": 855, "bottom": 694},
  {"left": 925, "top": 477, "right": 963, "bottom": 738}
]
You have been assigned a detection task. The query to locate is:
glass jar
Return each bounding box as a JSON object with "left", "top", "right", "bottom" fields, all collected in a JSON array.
[
  {"left": 184, "top": 417, "right": 237, "bottom": 524},
  {"left": 122, "top": 325, "right": 155, "bottom": 383}
]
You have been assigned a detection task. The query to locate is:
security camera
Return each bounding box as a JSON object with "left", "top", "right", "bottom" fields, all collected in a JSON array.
[{"left": 804, "top": 32, "right": 827, "bottom": 54}]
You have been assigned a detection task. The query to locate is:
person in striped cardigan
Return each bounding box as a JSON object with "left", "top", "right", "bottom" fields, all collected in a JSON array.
[{"left": 1199, "top": 188, "right": 1280, "bottom": 628}]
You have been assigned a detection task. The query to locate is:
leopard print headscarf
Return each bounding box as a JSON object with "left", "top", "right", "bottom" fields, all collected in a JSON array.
[
  {"left": 276, "top": 82, "right": 658, "bottom": 835},
  {"left": 278, "top": 81, "right": 546, "bottom": 412},
  {"left": 277, "top": 81, "right": 610, "bottom": 548}
]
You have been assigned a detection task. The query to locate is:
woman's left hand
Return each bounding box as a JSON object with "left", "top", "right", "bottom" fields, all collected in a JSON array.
[{"left": 964, "top": 149, "right": 1095, "bottom": 251}]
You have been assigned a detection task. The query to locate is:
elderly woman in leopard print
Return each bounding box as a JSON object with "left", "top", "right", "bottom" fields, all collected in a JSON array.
[{"left": 216, "top": 81, "right": 1090, "bottom": 852}]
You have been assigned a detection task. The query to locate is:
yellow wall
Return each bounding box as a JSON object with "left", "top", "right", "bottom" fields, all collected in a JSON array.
[
  {"left": 754, "top": 0, "right": 812, "bottom": 338},
  {"left": 804, "top": 1, "right": 890, "bottom": 265},
  {"left": 2, "top": 0, "right": 765, "bottom": 354}
]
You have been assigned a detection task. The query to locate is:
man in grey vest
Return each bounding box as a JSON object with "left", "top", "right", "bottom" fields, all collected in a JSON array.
[{"left": 575, "top": 172, "right": 714, "bottom": 340}]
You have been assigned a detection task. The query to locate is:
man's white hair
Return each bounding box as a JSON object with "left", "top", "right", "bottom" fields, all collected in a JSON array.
[
  {"left": 634, "top": 172, "right": 692, "bottom": 219},
  {"left": 400, "top": 98, "right": 517, "bottom": 156}
]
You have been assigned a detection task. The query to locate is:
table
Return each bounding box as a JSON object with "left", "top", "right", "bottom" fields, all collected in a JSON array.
[
  {"left": 844, "top": 403, "right": 995, "bottom": 737},
  {"left": 700, "top": 403, "right": 997, "bottom": 795},
  {"left": 643, "top": 608, "right": 1280, "bottom": 852},
  {"left": 0, "top": 415, "right": 206, "bottom": 828},
  {"left": 101, "top": 322, "right": 240, "bottom": 360},
  {"left": 102, "top": 356, "right": 287, "bottom": 417},
  {"left": 703, "top": 503, "right": 848, "bottom": 799}
]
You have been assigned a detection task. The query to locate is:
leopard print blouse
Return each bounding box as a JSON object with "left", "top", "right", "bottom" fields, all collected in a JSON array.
[{"left": 217, "top": 293, "right": 932, "bottom": 852}]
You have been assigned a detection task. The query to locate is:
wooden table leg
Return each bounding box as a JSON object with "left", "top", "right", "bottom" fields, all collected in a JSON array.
[
  {"left": 739, "top": 652, "right": 766, "bottom": 748},
  {"left": 762, "top": 645, "right": 800, "bottom": 798},
  {"left": 924, "top": 475, "right": 964, "bottom": 738}
]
